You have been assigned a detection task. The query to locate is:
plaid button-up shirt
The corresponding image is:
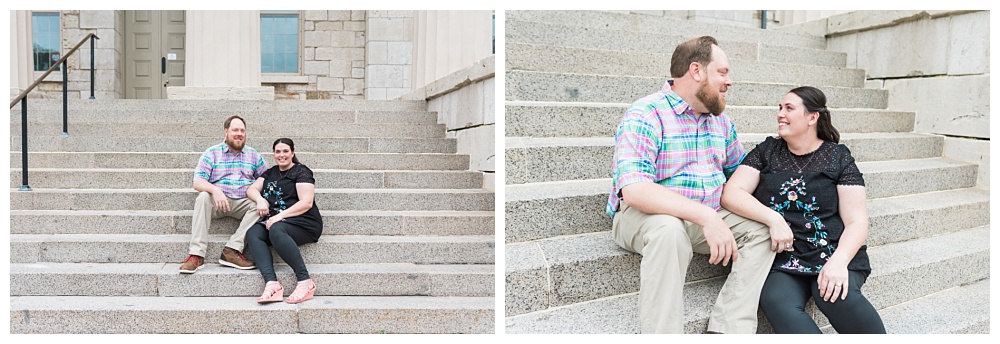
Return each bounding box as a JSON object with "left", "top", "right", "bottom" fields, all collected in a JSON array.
[
  {"left": 606, "top": 80, "right": 745, "bottom": 218},
  {"left": 194, "top": 142, "right": 268, "bottom": 199}
]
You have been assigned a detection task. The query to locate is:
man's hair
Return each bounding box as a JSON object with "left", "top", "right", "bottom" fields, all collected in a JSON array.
[
  {"left": 224, "top": 115, "right": 245, "bottom": 130},
  {"left": 669, "top": 36, "right": 719, "bottom": 78}
]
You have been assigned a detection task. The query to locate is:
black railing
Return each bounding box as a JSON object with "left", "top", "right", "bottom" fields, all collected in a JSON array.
[{"left": 10, "top": 33, "right": 99, "bottom": 191}]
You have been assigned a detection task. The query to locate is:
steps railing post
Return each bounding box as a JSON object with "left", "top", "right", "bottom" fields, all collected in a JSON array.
[
  {"left": 20, "top": 97, "right": 31, "bottom": 191},
  {"left": 89, "top": 34, "right": 96, "bottom": 99},
  {"left": 62, "top": 60, "right": 68, "bottom": 137}
]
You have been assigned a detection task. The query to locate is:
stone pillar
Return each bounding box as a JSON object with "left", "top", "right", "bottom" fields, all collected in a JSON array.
[
  {"left": 411, "top": 11, "right": 493, "bottom": 90},
  {"left": 365, "top": 10, "right": 414, "bottom": 100},
  {"left": 10, "top": 10, "right": 32, "bottom": 98},
  {"left": 168, "top": 10, "right": 273, "bottom": 100}
]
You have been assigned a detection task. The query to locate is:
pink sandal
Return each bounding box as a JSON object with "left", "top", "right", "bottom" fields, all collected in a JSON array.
[
  {"left": 257, "top": 281, "right": 284, "bottom": 304},
  {"left": 286, "top": 279, "right": 316, "bottom": 304}
]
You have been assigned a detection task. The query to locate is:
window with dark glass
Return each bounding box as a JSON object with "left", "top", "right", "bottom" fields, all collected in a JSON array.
[{"left": 32, "top": 12, "right": 61, "bottom": 71}]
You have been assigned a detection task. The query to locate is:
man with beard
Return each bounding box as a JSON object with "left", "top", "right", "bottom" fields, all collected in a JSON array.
[
  {"left": 180, "top": 115, "right": 267, "bottom": 274},
  {"left": 606, "top": 36, "right": 775, "bottom": 333}
]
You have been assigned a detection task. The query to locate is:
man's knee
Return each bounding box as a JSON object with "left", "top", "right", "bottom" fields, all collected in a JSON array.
[
  {"left": 194, "top": 191, "right": 212, "bottom": 207},
  {"left": 642, "top": 217, "right": 692, "bottom": 253}
]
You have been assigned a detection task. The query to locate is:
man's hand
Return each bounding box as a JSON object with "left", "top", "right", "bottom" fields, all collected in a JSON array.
[
  {"left": 702, "top": 216, "right": 738, "bottom": 266},
  {"left": 212, "top": 190, "right": 230, "bottom": 213}
]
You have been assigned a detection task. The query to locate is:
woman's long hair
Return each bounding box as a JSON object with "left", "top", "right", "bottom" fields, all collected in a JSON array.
[
  {"left": 273, "top": 137, "right": 301, "bottom": 164},
  {"left": 789, "top": 86, "right": 840, "bottom": 143}
]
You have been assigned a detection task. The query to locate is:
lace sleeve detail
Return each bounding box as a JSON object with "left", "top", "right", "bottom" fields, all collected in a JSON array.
[
  {"left": 837, "top": 144, "right": 865, "bottom": 186},
  {"left": 741, "top": 136, "right": 776, "bottom": 172}
]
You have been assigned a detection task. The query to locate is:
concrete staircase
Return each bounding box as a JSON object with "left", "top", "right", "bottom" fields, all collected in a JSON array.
[
  {"left": 9, "top": 99, "right": 495, "bottom": 333},
  {"left": 504, "top": 10, "right": 989, "bottom": 334}
]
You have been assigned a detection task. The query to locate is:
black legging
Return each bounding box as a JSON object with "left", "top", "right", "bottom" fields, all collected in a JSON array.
[
  {"left": 759, "top": 269, "right": 886, "bottom": 334},
  {"left": 245, "top": 221, "right": 316, "bottom": 282}
]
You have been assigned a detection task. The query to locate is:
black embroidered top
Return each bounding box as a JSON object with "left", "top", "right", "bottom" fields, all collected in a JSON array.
[
  {"left": 260, "top": 163, "right": 323, "bottom": 241},
  {"left": 741, "top": 136, "right": 870, "bottom": 277}
]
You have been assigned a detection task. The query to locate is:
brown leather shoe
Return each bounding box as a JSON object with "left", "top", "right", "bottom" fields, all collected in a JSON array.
[
  {"left": 219, "top": 246, "right": 256, "bottom": 270},
  {"left": 179, "top": 254, "right": 204, "bottom": 274}
]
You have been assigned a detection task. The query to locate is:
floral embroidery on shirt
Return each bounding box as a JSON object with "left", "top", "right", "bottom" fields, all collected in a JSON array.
[
  {"left": 770, "top": 176, "right": 836, "bottom": 273},
  {"left": 263, "top": 180, "right": 287, "bottom": 212}
]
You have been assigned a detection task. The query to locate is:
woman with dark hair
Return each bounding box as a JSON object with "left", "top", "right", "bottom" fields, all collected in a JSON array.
[
  {"left": 720, "top": 86, "right": 885, "bottom": 333},
  {"left": 245, "top": 138, "right": 323, "bottom": 304}
]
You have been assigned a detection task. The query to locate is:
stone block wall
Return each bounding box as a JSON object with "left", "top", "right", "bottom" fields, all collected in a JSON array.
[
  {"left": 366, "top": 10, "right": 414, "bottom": 100},
  {"left": 781, "top": 10, "right": 989, "bottom": 189},
  {"left": 266, "top": 10, "right": 368, "bottom": 100},
  {"left": 31, "top": 10, "right": 122, "bottom": 100},
  {"left": 403, "top": 55, "right": 495, "bottom": 191},
  {"left": 602, "top": 10, "right": 780, "bottom": 29}
]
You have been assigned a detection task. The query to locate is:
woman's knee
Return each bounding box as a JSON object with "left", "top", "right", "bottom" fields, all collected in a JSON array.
[{"left": 246, "top": 223, "right": 268, "bottom": 241}]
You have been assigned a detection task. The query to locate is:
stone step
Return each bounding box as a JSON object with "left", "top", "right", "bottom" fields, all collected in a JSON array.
[
  {"left": 507, "top": 43, "right": 865, "bottom": 87},
  {"left": 877, "top": 279, "right": 990, "bottom": 334},
  {"left": 11, "top": 234, "right": 494, "bottom": 265},
  {"left": 506, "top": 70, "right": 888, "bottom": 108},
  {"left": 10, "top": 295, "right": 493, "bottom": 333},
  {"left": 12, "top": 152, "right": 470, "bottom": 170},
  {"left": 10, "top": 109, "right": 439, "bottom": 125},
  {"left": 506, "top": 177, "right": 988, "bottom": 245},
  {"left": 506, "top": 133, "right": 945, "bottom": 185},
  {"left": 10, "top": 168, "right": 484, "bottom": 190},
  {"left": 506, "top": 20, "right": 846, "bottom": 67},
  {"left": 11, "top": 122, "right": 447, "bottom": 138},
  {"left": 10, "top": 98, "right": 429, "bottom": 113},
  {"left": 505, "top": 226, "right": 990, "bottom": 331},
  {"left": 11, "top": 262, "right": 493, "bottom": 297},
  {"left": 9, "top": 209, "right": 494, "bottom": 236},
  {"left": 10, "top": 188, "right": 495, "bottom": 211},
  {"left": 506, "top": 11, "right": 827, "bottom": 50},
  {"left": 12, "top": 136, "right": 457, "bottom": 154},
  {"left": 505, "top": 103, "right": 915, "bottom": 138}
]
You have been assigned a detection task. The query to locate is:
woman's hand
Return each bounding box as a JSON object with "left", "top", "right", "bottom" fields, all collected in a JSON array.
[
  {"left": 256, "top": 199, "right": 269, "bottom": 218},
  {"left": 265, "top": 214, "right": 282, "bottom": 230},
  {"left": 767, "top": 219, "right": 795, "bottom": 253},
  {"left": 817, "top": 259, "right": 850, "bottom": 303}
]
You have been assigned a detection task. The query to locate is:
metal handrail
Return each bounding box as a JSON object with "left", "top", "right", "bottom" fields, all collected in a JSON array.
[{"left": 11, "top": 32, "right": 99, "bottom": 191}]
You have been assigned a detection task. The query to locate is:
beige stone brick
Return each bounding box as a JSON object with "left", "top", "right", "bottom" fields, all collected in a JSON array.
[
  {"left": 315, "top": 47, "right": 364, "bottom": 60},
  {"left": 344, "top": 21, "right": 365, "bottom": 31},
  {"left": 352, "top": 67, "right": 365, "bottom": 78},
  {"left": 367, "top": 42, "right": 388, "bottom": 65},
  {"left": 368, "top": 18, "right": 407, "bottom": 41},
  {"left": 351, "top": 10, "right": 365, "bottom": 21},
  {"left": 304, "top": 61, "right": 330, "bottom": 75},
  {"left": 367, "top": 65, "right": 404, "bottom": 88},
  {"left": 315, "top": 21, "right": 343, "bottom": 31},
  {"left": 344, "top": 79, "right": 364, "bottom": 95},
  {"left": 304, "top": 31, "right": 331, "bottom": 47},
  {"left": 317, "top": 77, "right": 344, "bottom": 91},
  {"left": 387, "top": 42, "right": 412, "bottom": 65},
  {"left": 331, "top": 31, "right": 358, "bottom": 47},
  {"left": 329, "top": 10, "right": 351, "bottom": 21},
  {"left": 303, "top": 10, "right": 327, "bottom": 21},
  {"left": 80, "top": 10, "right": 114, "bottom": 29},
  {"left": 329, "top": 60, "right": 353, "bottom": 77}
]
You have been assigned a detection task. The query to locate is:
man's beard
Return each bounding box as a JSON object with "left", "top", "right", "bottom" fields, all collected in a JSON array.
[
  {"left": 696, "top": 79, "right": 726, "bottom": 115},
  {"left": 226, "top": 136, "right": 245, "bottom": 152}
]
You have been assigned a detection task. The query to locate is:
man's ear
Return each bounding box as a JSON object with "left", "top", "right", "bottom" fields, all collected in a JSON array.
[{"left": 689, "top": 62, "right": 702, "bottom": 82}]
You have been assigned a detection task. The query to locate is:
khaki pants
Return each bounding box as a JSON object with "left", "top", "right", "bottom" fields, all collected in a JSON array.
[
  {"left": 612, "top": 203, "right": 775, "bottom": 334},
  {"left": 188, "top": 191, "right": 260, "bottom": 257}
]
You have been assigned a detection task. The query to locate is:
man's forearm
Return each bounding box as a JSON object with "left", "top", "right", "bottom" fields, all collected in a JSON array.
[
  {"left": 193, "top": 178, "right": 220, "bottom": 195},
  {"left": 621, "top": 182, "right": 720, "bottom": 226}
]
